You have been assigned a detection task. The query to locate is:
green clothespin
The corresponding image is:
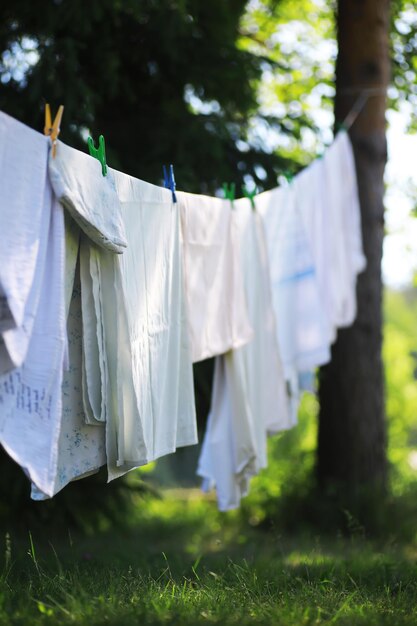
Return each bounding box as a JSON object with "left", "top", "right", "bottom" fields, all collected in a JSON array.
[
  {"left": 88, "top": 134, "right": 107, "bottom": 176},
  {"left": 335, "top": 121, "right": 347, "bottom": 134},
  {"left": 243, "top": 186, "right": 257, "bottom": 210},
  {"left": 282, "top": 170, "right": 293, "bottom": 184},
  {"left": 223, "top": 182, "right": 235, "bottom": 208}
]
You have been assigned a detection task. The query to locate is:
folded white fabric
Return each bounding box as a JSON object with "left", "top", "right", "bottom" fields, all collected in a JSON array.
[
  {"left": 0, "top": 112, "right": 51, "bottom": 372},
  {"left": 177, "top": 191, "right": 253, "bottom": 363},
  {"left": 48, "top": 139, "right": 127, "bottom": 254},
  {"left": 0, "top": 192, "right": 67, "bottom": 496},
  {"left": 256, "top": 184, "right": 331, "bottom": 375},
  {"left": 198, "top": 200, "right": 291, "bottom": 511}
]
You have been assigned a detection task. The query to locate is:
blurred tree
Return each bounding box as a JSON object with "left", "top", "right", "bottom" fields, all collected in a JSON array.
[
  {"left": 317, "top": 0, "right": 390, "bottom": 500},
  {"left": 0, "top": 0, "right": 296, "bottom": 193}
]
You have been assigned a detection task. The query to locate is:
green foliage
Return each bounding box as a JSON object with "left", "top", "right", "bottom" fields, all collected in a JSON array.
[{"left": 0, "top": 0, "right": 294, "bottom": 193}]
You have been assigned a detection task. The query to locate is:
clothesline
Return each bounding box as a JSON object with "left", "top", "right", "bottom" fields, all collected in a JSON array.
[{"left": 0, "top": 109, "right": 365, "bottom": 511}]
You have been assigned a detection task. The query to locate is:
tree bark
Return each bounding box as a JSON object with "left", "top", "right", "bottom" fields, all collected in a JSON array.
[{"left": 317, "top": 0, "right": 390, "bottom": 492}]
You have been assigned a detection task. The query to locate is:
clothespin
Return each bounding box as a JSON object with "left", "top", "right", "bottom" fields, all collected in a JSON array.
[
  {"left": 163, "top": 164, "right": 177, "bottom": 203},
  {"left": 88, "top": 135, "right": 107, "bottom": 176},
  {"left": 223, "top": 183, "right": 235, "bottom": 208},
  {"left": 243, "top": 186, "right": 257, "bottom": 211},
  {"left": 335, "top": 121, "right": 347, "bottom": 134},
  {"left": 44, "top": 103, "right": 64, "bottom": 158},
  {"left": 278, "top": 170, "right": 293, "bottom": 186}
]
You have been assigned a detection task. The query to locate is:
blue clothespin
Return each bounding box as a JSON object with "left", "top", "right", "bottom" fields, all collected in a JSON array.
[
  {"left": 88, "top": 135, "right": 107, "bottom": 176},
  {"left": 163, "top": 164, "right": 177, "bottom": 203},
  {"left": 243, "top": 186, "right": 257, "bottom": 210},
  {"left": 223, "top": 182, "right": 235, "bottom": 208}
]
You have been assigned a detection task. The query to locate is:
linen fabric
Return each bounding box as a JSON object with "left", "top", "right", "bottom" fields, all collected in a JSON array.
[
  {"left": 256, "top": 184, "right": 331, "bottom": 375},
  {"left": 31, "top": 215, "right": 106, "bottom": 500},
  {"left": 198, "top": 200, "right": 291, "bottom": 510},
  {"left": 48, "top": 139, "right": 127, "bottom": 254},
  {"left": 0, "top": 112, "right": 51, "bottom": 372},
  {"left": 177, "top": 191, "right": 253, "bottom": 363},
  {"left": 109, "top": 170, "right": 197, "bottom": 476},
  {"left": 0, "top": 193, "right": 67, "bottom": 496}
]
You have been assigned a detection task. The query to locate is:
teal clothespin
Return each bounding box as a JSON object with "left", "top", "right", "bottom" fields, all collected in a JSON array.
[
  {"left": 243, "top": 186, "right": 257, "bottom": 210},
  {"left": 223, "top": 182, "right": 235, "bottom": 208},
  {"left": 88, "top": 135, "right": 107, "bottom": 176}
]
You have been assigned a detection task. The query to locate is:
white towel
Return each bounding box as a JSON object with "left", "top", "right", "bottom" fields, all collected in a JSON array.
[{"left": 177, "top": 191, "right": 253, "bottom": 363}]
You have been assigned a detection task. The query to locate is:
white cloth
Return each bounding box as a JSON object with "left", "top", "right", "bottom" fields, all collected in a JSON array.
[
  {"left": 198, "top": 355, "right": 255, "bottom": 511},
  {"left": 0, "top": 191, "right": 67, "bottom": 497},
  {"left": 293, "top": 159, "right": 336, "bottom": 344},
  {"left": 256, "top": 184, "right": 331, "bottom": 424},
  {"left": 256, "top": 184, "right": 331, "bottom": 375},
  {"left": 31, "top": 215, "right": 106, "bottom": 500},
  {"left": 48, "top": 139, "right": 127, "bottom": 254},
  {"left": 109, "top": 171, "right": 197, "bottom": 477},
  {"left": 321, "top": 130, "right": 366, "bottom": 328},
  {"left": 177, "top": 191, "right": 253, "bottom": 362},
  {"left": 198, "top": 201, "right": 291, "bottom": 511},
  {"left": 0, "top": 112, "right": 51, "bottom": 372},
  {"left": 294, "top": 133, "right": 365, "bottom": 340},
  {"left": 50, "top": 142, "right": 197, "bottom": 481}
]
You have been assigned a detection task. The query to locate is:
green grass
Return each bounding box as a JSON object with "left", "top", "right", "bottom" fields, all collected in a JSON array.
[{"left": 1, "top": 492, "right": 417, "bottom": 625}]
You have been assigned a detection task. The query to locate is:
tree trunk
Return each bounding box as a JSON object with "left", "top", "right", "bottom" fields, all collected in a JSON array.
[{"left": 317, "top": 0, "right": 390, "bottom": 493}]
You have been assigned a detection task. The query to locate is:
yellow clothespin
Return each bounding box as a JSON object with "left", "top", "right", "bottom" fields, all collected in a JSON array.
[{"left": 44, "top": 103, "right": 64, "bottom": 158}]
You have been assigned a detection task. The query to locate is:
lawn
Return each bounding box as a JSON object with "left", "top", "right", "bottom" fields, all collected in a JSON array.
[{"left": 1, "top": 490, "right": 417, "bottom": 626}]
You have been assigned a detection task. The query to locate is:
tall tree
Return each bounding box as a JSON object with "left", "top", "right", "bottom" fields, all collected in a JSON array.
[{"left": 317, "top": 0, "right": 390, "bottom": 496}]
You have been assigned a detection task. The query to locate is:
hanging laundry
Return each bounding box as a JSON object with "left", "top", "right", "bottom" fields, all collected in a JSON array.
[
  {"left": 293, "top": 158, "right": 337, "bottom": 345},
  {"left": 31, "top": 215, "right": 106, "bottom": 500},
  {"left": 256, "top": 184, "right": 332, "bottom": 423},
  {"left": 294, "top": 132, "right": 365, "bottom": 340},
  {"left": 49, "top": 140, "right": 197, "bottom": 482},
  {"left": 198, "top": 199, "right": 290, "bottom": 510},
  {"left": 323, "top": 129, "right": 366, "bottom": 326},
  {"left": 177, "top": 191, "right": 253, "bottom": 363},
  {"left": 48, "top": 139, "right": 127, "bottom": 254},
  {"left": 0, "top": 112, "right": 53, "bottom": 372},
  {"left": 256, "top": 184, "right": 331, "bottom": 374},
  {"left": 0, "top": 113, "right": 67, "bottom": 496},
  {"left": 110, "top": 170, "right": 197, "bottom": 476}
]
